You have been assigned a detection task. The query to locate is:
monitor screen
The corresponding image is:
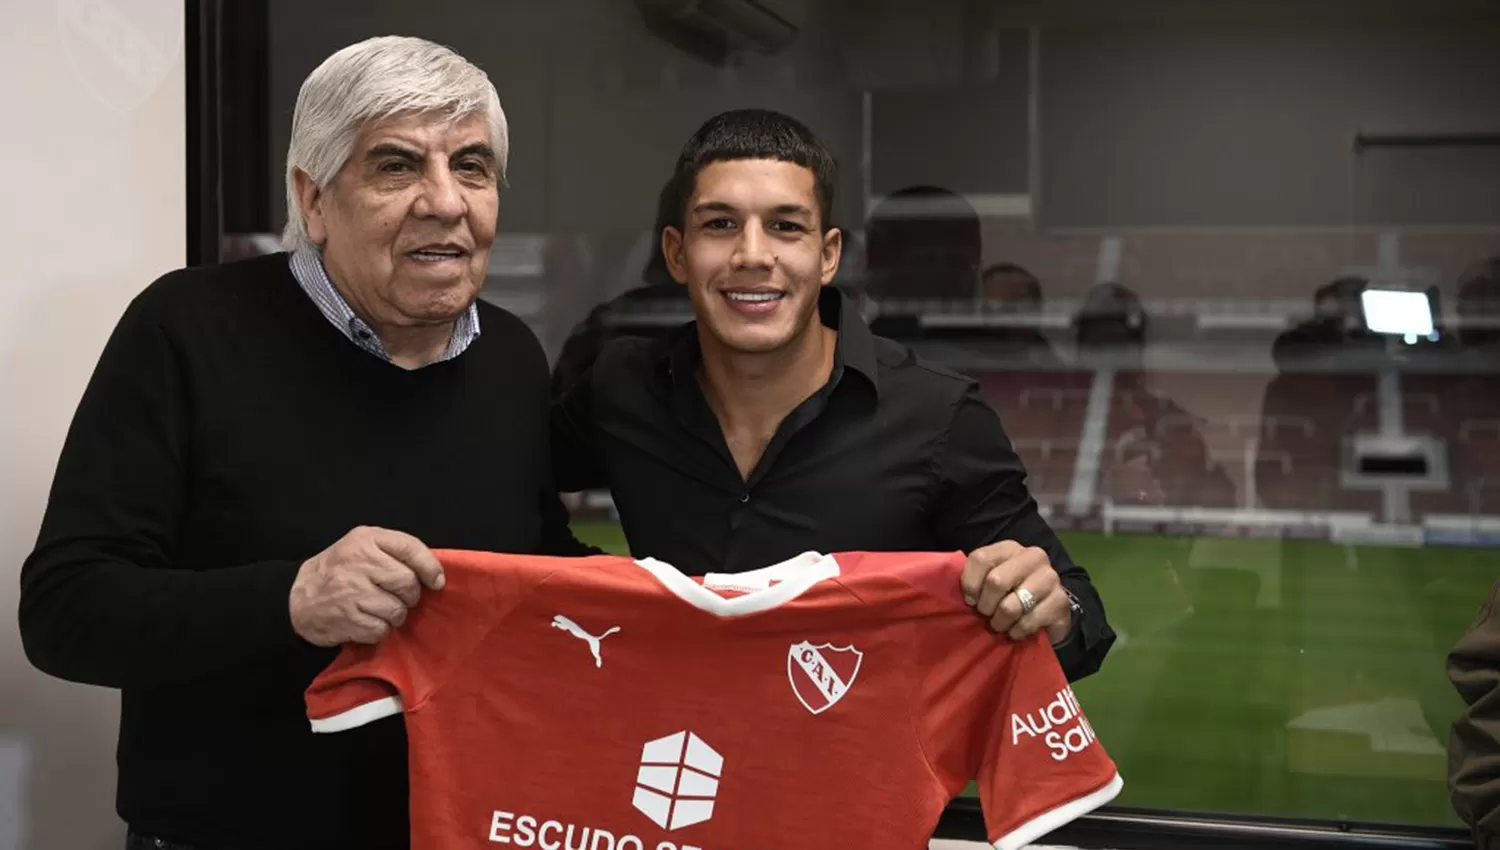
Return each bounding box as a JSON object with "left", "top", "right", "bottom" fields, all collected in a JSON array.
[{"left": 1360, "top": 288, "right": 1435, "bottom": 338}]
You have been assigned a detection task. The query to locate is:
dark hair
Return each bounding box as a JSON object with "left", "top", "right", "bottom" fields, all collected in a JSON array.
[
  {"left": 1458, "top": 257, "right": 1500, "bottom": 305},
  {"left": 1314, "top": 275, "right": 1367, "bottom": 304},
  {"left": 1075, "top": 281, "right": 1148, "bottom": 346},
  {"left": 863, "top": 186, "right": 982, "bottom": 300},
  {"left": 1457, "top": 258, "right": 1500, "bottom": 347},
  {"left": 982, "top": 263, "right": 1042, "bottom": 302},
  {"left": 983, "top": 262, "right": 1035, "bottom": 280},
  {"left": 642, "top": 179, "right": 678, "bottom": 287},
  {"left": 864, "top": 186, "right": 982, "bottom": 265},
  {"left": 666, "top": 109, "right": 838, "bottom": 230}
]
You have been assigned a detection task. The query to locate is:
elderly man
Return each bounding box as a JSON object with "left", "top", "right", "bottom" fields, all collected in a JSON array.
[{"left": 19, "top": 36, "right": 578, "bottom": 850}]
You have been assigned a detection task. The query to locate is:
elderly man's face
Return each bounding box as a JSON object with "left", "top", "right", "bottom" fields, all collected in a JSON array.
[{"left": 298, "top": 112, "right": 498, "bottom": 329}]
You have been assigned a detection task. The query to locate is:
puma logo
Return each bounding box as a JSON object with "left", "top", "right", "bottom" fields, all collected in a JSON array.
[{"left": 551, "top": 615, "right": 620, "bottom": 668}]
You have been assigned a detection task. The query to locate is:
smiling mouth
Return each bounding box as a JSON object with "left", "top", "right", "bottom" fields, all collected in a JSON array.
[
  {"left": 724, "top": 291, "right": 784, "bottom": 303},
  {"left": 408, "top": 247, "right": 467, "bottom": 262}
]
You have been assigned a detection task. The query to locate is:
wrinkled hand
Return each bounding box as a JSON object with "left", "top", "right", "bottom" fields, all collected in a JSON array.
[
  {"left": 290, "top": 527, "right": 446, "bottom": 647},
  {"left": 960, "top": 540, "right": 1072, "bottom": 644}
]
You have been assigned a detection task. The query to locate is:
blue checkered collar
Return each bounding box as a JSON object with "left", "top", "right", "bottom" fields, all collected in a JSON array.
[{"left": 289, "top": 248, "right": 480, "bottom": 364}]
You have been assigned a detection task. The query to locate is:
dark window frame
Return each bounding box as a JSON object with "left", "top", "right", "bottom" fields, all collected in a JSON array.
[{"left": 181, "top": 3, "right": 1476, "bottom": 846}]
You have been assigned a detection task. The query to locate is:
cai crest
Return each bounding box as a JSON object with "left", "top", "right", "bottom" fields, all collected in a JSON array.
[{"left": 787, "top": 641, "right": 863, "bottom": 715}]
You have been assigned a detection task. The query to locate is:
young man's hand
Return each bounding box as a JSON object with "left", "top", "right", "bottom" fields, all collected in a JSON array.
[{"left": 960, "top": 540, "right": 1072, "bottom": 644}]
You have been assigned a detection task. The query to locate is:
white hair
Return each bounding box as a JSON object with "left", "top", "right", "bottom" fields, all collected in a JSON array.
[{"left": 281, "top": 36, "right": 509, "bottom": 251}]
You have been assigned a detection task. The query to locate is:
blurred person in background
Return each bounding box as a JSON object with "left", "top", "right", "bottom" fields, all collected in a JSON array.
[
  {"left": 18, "top": 36, "right": 584, "bottom": 850},
  {"left": 1450, "top": 578, "right": 1500, "bottom": 850},
  {"left": 553, "top": 109, "right": 1115, "bottom": 680},
  {"left": 863, "top": 184, "right": 983, "bottom": 307},
  {"left": 982, "top": 261, "right": 1042, "bottom": 309},
  {"left": 1077, "top": 282, "right": 1234, "bottom": 508},
  {"left": 1270, "top": 275, "right": 1378, "bottom": 371},
  {"left": 1075, "top": 281, "right": 1150, "bottom": 361},
  {"left": 551, "top": 180, "right": 690, "bottom": 398},
  {"left": 981, "top": 261, "right": 1066, "bottom": 367},
  {"left": 1456, "top": 257, "right": 1500, "bottom": 351},
  {"left": 1257, "top": 275, "right": 1383, "bottom": 512}
]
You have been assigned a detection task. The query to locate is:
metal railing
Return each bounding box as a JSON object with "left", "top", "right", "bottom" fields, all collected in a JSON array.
[{"left": 933, "top": 803, "right": 1472, "bottom": 850}]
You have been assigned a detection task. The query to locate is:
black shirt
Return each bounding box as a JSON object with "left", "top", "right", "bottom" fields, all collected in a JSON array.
[
  {"left": 18, "top": 253, "right": 581, "bottom": 850},
  {"left": 553, "top": 287, "right": 1114, "bottom": 680}
]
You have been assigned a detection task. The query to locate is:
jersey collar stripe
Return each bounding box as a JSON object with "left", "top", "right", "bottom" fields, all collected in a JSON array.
[
  {"left": 992, "top": 772, "right": 1123, "bottom": 850},
  {"left": 309, "top": 695, "right": 405, "bottom": 733},
  {"left": 633, "top": 551, "right": 839, "bottom": 617},
  {"left": 702, "top": 550, "right": 836, "bottom": 592}
]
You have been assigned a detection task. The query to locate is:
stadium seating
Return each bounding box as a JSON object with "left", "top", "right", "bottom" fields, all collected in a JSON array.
[
  {"left": 975, "top": 367, "right": 1402, "bottom": 516},
  {"left": 1402, "top": 373, "right": 1500, "bottom": 517},
  {"left": 975, "top": 225, "right": 1499, "bottom": 303},
  {"left": 1253, "top": 372, "right": 1384, "bottom": 514},
  {"left": 974, "top": 370, "right": 1092, "bottom": 508},
  {"left": 1102, "top": 372, "right": 1271, "bottom": 509}
]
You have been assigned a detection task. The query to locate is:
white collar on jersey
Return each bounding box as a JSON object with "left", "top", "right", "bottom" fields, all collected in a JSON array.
[{"left": 633, "top": 551, "right": 840, "bottom": 617}]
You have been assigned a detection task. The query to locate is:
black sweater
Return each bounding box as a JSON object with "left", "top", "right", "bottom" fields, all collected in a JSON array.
[{"left": 18, "top": 254, "right": 581, "bottom": 849}]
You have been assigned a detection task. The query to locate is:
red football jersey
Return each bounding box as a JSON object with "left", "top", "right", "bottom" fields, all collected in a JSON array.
[{"left": 306, "top": 550, "right": 1122, "bottom": 850}]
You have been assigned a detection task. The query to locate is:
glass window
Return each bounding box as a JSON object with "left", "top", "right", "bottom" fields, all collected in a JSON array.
[{"left": 228, "top": 0, "right": 1500, "bottom": 833}]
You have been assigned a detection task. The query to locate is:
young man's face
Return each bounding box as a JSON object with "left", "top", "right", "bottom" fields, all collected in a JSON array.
[{"left": 662, "top": 159, "right": 842, "bottom": 356}]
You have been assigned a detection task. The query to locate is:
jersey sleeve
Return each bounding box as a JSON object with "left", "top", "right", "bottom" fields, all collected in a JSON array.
[
  {"left": 917, "top": 622, "right": 1122, "bottom": 850},
  {"left": 304, "top": 550, "right": 547, "bottom": 733}
]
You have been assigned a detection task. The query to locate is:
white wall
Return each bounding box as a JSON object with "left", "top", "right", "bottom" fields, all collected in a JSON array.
[{"left": 0, "top": 1, "right": 185, "bottom": 848}]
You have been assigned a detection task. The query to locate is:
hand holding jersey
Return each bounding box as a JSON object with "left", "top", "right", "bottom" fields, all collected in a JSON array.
[
  {"left": 962, "top": 540, "right": 1073, "bottom": 644},
  {"left": 305, "top": 550, "right": 1122, "bottom": 850},
  {"left": 290, "top": 526, "right": 447, "bottom": 646}
]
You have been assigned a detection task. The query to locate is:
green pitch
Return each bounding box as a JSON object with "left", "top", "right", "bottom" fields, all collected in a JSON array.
[{"left": 570, "top": 521, "right": 1489, "bottom": 828}]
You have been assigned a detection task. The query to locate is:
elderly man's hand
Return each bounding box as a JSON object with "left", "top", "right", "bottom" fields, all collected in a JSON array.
[
  {"left": 290, "top": 527, "right": 446, "bottom": 647},
  {"left": 960, "top": 540, "right": 1072, "bottom": 644}
]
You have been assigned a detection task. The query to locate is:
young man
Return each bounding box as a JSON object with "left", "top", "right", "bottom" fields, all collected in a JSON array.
[{"left": 553, "top": 109, "right": 1113, "bottom": 679}]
